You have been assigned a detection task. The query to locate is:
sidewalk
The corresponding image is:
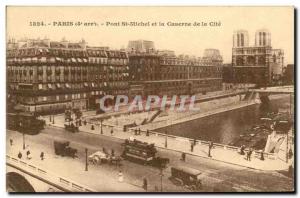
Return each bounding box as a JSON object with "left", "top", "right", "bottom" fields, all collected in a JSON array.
[{"left": 45, "top": 114, "right": 290, "bottom": 171}]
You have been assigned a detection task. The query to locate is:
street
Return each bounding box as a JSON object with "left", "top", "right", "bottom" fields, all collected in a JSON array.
[{"left": 7, "top": 126, "right": 294, "bottom": 192}]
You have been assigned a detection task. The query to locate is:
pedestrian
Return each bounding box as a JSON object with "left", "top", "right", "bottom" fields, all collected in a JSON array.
[
  {"left": 146, "top": 129, "right": 149, "bottom": 136},
  {"left": 111, "top": 149, "right": 115, "bottom": 157},
  {"left": 26, "top": 150, "right": 31, "bottom": 160},
  {"left": 18, "top": 151, "right": 22, "bottom": 159},
  {"left": 91, "top": 124, "right": 95, "bottom": 130},
  {"left": 118, "top": 170, "right": 124, "bottom": 182},
  {"left": 111, "top": 128, "right": 114, "bottom": 136},
  {"left": 181, "top": 152, "right": 186, "bottom": 162},
  {"left": 103, "top": 147, "right": 107, "bottom": 154},
  {"left": 193, "top": 139, "right": 197, "bottom": 146},
  {"left": 260, "top": 150, "right": 264, "bottom": 161},
  {"left": 143, "top": 178, "right": 148, "bottom": 191},
  {"left": 134, "top": 129, "right": 138, "bottom": 135},
  {"left": 138, "top": 128, "right": 141, "bottom": 135},
  {"left": 240, "top": 145, "right": 245, "bottom": 155},
  {"left": 83, "top": 120, "right": 87, "bottom": 126},
  {"left": 9, "top": 139, "right": 13, "bottom": 146},
  {"left": 190, "top": 143, "right": 194, "bottom": 152},
  {"left": 40, "top": 152, "right": 45, "bottom": 160},
  {"left": 246, "top": 148, "right": 253, "bottom": 161}
]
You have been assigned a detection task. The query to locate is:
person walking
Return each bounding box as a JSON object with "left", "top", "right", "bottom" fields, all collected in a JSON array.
[
  {"left": 111, "top": 128, "right": 114, "bottom": 136},
  {"left": 18, "top": 151, "right": 22, "bottom": 159},
  {"left": 111, "top": 149, "right": 115, "bottom": 157},
  {"left": 248, "top": 148, "right": 253, "bottom": 161},
  {"left": 190, "top": 143, "right": 194, "bottom": 152},
  {"left": 246, "top": 148, "right": 253, "bottom": 161},
  {"left": 103, "top": 147, "right": 107, "bottom": 155},
  {"left": 146, "top": 130, "right": 150, "bottom": 137},
  {"left": 40, "top": 152, "right": 45, "bottom": 160},
  {"left": 118, "top": 170, "right": 124, "bottom": 182},
  {"left": 240, "top": 145, "right": 245, "bottom": 155},
  {"left": 260, "top": 150, "right": 264, "bottom": 161},
  {"left": 181, "top": 152, "right": 186, "bottom": 162},
  {"left": 9, "top": 139, "right": 13, "bottom": 146},
  {"left": 26, "top": 150, "right": 32, "bottom": 160},
  {"left": 143, "top": 178, "right": 148, "bottom": 191}
]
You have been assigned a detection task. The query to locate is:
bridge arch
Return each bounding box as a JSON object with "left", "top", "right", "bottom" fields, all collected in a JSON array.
[{"left": 6, "top": 172, "right": 35, "bottom": 192}]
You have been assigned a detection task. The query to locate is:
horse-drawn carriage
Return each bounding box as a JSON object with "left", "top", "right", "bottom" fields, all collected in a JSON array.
[{"left": 88, "top": 151, "right": 123, "bottom": 166}]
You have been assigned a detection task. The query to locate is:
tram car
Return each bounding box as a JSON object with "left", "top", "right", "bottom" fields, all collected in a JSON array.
[
  {"left": 7, "top": 112, "right": 45, "bottom": 135},
  {"left": 121, "top": 139, "right": 169, "bottom": 167}
]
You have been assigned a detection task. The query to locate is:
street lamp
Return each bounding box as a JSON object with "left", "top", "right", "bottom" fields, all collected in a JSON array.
[
  {"left": 160, "top": 167, "right": 164, "bottom": 192},
  {"left": 165, "top": 129, "right": 168, "bottom": 148},
  {"left": 52, "top": 114, "right": 55, "bottom": 124},
  {"left": 19, "top": 122, "right": 25, "bottom": 150},
  {"left": 22, "top": 131, "right": 25, "bottom": 150},
  {"left": 85, "top": 148, "right": 88, "bottom": 171},
  {"left": 100, "top": 119, "right": 103, "bottom": 134}
]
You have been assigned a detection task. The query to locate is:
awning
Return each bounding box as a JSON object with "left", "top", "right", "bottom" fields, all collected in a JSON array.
[
  {"left": 38, "top": 84, "right": 43, "bottom": 90},
  {"left": 71, "top": 58, "right": 77, "bottom": 63},
  {"left": 83, "top": 58, "right": 87, "bottom": 63},
  {"left": 65, "top": 83, "right": 70, "bottom": 88},
  {"left": 84, "top": 82, "right": 88, "bottom": 87},
  {"left": 38, "top": 49, "right": 43, "bottom": 52},
  {"left": 56, "top": 57, "right": 61, "bottom": 61},
  {"left": 56, "top": 83, "right": 61, "bottom": 88},
  {"left": 126, "top": 66, "right": 129, "bottom": 70},
  {"left": 48, "top": 84, "right": 52, "bottom": 89},
  {"left": 104, "top": 82, "right": 107, "bottom": 87},
  {"left": 91, "top": 83, "right": 95, "bottom": 87},
  {"left": 26, "top": 58, "right": 31, "bottom": 62},
  {"left": 109, "top": 66, "right": 113, "bottom": 70},
  {"left": 32, "top": 57, "right": 38, "bottom": 62},
  {"left": 77, "top": 58, "right": 82, "bottom": 63}
]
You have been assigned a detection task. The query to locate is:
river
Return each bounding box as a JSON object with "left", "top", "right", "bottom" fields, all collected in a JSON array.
[{"left": 155, "top": 95, "right": 293, "bottom": 145}]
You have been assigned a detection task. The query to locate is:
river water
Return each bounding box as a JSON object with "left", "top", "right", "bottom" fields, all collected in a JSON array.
[{"left": 156, "top": 95, "right": 293, "bottom": 145}]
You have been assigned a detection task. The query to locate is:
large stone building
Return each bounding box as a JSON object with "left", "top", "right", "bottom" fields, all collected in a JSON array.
[
  {"left": 128, "top": 48, "right": 223, "bottom": 97},
  {"left": 6, "top": 38, "right": 129, "bottom": 114},
  {"left": 232, "top": 29, "right": 284, "bottom": 86},
  {"left": 7, "top": 38, "right": 223, "bottom": 114}
]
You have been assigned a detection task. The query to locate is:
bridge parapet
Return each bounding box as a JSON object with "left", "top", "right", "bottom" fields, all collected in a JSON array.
[{"left": 6, "top": 155, "right": 95, "bottom": 192}]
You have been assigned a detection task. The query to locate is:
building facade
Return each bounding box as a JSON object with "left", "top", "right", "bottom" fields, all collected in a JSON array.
[
  {"left": 129, "top": 48, "right": 223, "bottom": 97},
  {"left": 232, "top": 29, "right": 284, "bottom": 86},
  {"left": 7, "top": 38, "right": 129, "bottom": 114},
  {"left": 7, "top": 38, "right": 223, "bottom": 114}
]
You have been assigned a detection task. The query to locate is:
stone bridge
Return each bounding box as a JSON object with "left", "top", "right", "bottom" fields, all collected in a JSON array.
[{"left": 6, "top": 155, "right": 94, "bottom": 192}]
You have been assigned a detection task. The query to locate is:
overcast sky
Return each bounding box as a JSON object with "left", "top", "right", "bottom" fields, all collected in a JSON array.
[{"left": 7, "top": 6, "right": 294, "bottom": 64}]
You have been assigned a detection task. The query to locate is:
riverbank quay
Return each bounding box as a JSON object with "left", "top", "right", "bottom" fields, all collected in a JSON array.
[{"left": 44, "top": 113, "right": 290, "bottom": 171}]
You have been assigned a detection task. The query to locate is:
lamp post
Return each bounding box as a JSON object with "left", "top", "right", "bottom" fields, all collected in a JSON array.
[
  {"left": 20, "top": 122, "right": 25, "bottom": 150},
  {"left": 100, "top": 119, "right": 103, "bottom": 134},
  {"left": 22, "top": 131, "right": 25, "bottom": 150},
  {"left": 85, "top": 148, "right": 88, "bottom": 171},
  {"left": 52, "top": 114, "right": 55, "bottom": 124},
  {"left": 160, "top": 167, "right": 164, "bottom": 192},
  {"left": 165, "top": 129, "right": 168, "bottom": 148}
]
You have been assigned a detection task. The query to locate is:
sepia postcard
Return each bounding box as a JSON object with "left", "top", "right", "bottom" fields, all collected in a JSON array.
[{"left": 6, "top": 6, "right": 295, "bottom": 193}]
